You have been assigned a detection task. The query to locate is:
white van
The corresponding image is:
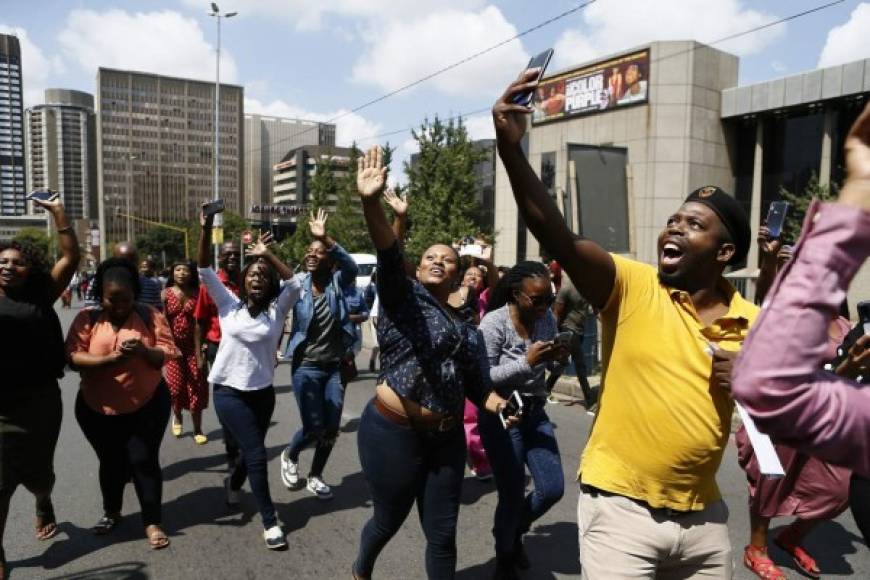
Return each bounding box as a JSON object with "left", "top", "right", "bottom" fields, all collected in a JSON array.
[{"left": 350, "top": 253, "right": 377, "bottom": 289}]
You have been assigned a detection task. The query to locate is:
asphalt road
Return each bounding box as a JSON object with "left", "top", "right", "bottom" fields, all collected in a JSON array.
[{"left": 4, "top": 304, "right": 867, "bottom": 579}]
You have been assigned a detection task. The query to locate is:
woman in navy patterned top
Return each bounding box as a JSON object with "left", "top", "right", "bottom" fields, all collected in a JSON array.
[{"left": 351, "top": 146, "right": 516, "bottom": 580}]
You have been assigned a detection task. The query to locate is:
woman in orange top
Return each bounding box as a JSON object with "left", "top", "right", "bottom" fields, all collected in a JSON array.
[{"left": 66, "top": 257, "right": 180, "bottom": 550}]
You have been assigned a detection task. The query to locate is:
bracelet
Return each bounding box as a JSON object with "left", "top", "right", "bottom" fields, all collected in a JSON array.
[{"left": 56, "top": 226, "right": 74, "bottom": 234}]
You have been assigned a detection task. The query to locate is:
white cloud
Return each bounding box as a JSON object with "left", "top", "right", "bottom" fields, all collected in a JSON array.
[
  {"left": 0, "top": 25, "right": 65, "bottom": 107},
  {"left": 181, "top": 0, "right": 486, "bottom": 30},
  {"left": 244, "top": 97, "right": 382, "bottom": 147},
  {"left": 352, "top": 6, "right": 528, "bottom": 98},
  {"left": 818, "top": 3, "right": 870, "bottom": 68},
  {"left": 554, "top": 0, "right": 784, "bottom": 70},
  {"left": 58, "top": 9, "right": 237, "bottom": 84},
  {"left": 462, "top": 113, "right": 495, "bottom": 141}
]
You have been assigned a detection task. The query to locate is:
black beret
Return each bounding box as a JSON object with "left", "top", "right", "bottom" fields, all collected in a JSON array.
[{"left": 684, "top": 186, "right": 751, "bottom": 265}]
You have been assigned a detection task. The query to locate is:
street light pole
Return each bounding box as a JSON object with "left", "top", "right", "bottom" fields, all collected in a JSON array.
[
  {"left": 125, "top": 152, "right": 137, "bottom": 241},
  {"left": 209, "top": 3, "right": 237, "bottom": 265}
]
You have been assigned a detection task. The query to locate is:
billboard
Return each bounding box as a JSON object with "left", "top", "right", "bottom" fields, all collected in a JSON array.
[{"left": 532, "top": 50, "right": 650, "bottom": 125}]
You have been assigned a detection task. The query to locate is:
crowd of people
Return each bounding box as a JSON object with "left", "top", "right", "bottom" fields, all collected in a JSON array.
[{"left": 0, "top": 68, "right": 869, "bottom": 580}]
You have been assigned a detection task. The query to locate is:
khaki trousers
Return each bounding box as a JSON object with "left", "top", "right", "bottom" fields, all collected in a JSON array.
[{"left": 577, "top": 486, "right": 732, "bottom": 579}]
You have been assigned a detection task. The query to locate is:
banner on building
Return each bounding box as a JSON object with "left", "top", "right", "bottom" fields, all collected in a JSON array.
[{"left": 532, "top": 50, "right": 650, "bottom": 125}]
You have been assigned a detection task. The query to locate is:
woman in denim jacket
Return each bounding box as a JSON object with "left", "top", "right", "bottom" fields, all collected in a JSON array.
[{"left": 280, "top": 210, "right": 359, "bottom": 500}]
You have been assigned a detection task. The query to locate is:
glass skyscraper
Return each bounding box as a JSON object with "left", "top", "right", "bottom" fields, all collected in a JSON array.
[{"left": 0, "top": 34, "right": 26, "bottom": 216}]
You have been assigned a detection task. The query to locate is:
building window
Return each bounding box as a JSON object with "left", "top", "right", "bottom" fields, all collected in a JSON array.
[
  {"left": 762, "top": 108, "right": 824, "bottom": 209},
  {"left": 568, "top": 144, "right": 630, "bottom": 253}
]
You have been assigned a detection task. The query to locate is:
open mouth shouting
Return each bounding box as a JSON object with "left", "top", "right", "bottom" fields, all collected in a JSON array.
[{"left": 660, "top": 239, "right": 686, "bottom": 273}]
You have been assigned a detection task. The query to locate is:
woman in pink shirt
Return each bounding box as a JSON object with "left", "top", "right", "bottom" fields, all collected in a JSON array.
[{"left": 66, "top": 257, "right": 180, "bottom": 550}]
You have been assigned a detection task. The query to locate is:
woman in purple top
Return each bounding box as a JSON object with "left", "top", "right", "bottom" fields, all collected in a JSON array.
[{"left": 732, "top": 101, "right": 870, "bottom": 550}]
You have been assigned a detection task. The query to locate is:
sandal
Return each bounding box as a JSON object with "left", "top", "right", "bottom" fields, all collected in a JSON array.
[
  {"left": 171, "top": 419, "right": 183, "bottom": 437},
  {"left": 93, "top": 513, "right": 119, "bottom": 535},
  {"left": 743, "top": 545, "right": 786, "bottom": 580},
  {"left": 774, "top": 531, "right": 821, "bottom": 579},
  {"left": 35, "top": 499, "right": 58, "bottom": 541},
  {"left": 146, "top": 526, "right": 170, "bottom": 550},
  {"left": 193, "top": 433, "right": 208, "bottom": 445}
]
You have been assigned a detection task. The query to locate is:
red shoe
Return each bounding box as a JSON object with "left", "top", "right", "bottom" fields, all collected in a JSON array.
[
  {"left": 774, "top": 530, "right": 821, "bottom": 579},
  {"left": 743, "top": 545, "right": 786, "bottom": 580}
]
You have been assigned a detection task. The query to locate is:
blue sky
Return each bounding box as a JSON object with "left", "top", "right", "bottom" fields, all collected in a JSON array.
[{"left": 3, "top": 0, "right": 870, "bottom": 183}]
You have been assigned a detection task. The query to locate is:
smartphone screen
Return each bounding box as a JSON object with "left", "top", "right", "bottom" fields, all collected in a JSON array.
[
  {"left": 499, "top": 390, "right": 524, "bottom": 428},
  {"left": 766, "top": 201, "right": 790, "bottom": 239},
  {"left": 26, "top": 189, "right": 59, "bottom": 202},
  {"left": 513, "top": 48, "right": 554, "bottom": 106},
  {"left": 203, "top": 199, "right": 225, "bottom": 217}
]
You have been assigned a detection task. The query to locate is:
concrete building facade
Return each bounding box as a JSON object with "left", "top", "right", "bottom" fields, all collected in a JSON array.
[
  {"left": 272, "top": 144, "right": 354, "bottom": 221},
  {"left": 244, "top": 114, "right": 335, "bottom": 219},
  {"left": 25, "top": 89, "right": 98, "bottom": 220},
  {"left": 0, "top": 34, "right": 26, "bottom": 216},
  {"left": 96, "top": 68, "right": 244, "bottom": 254}
]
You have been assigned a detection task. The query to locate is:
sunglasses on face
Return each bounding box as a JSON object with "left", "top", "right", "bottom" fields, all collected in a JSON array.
[{"left": 518, "top": 291, "right": 554, "bottom": 308}]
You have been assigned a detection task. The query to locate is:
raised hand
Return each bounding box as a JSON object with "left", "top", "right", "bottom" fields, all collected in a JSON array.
[
  {"left": 840, "top": 101, "right": 870, "bottom": 211},
  {"left": 757, "top": 225, "right": 781, "bottom": 260},
  {"left": 309, "top": 208, "right": 329, "bottom": 240},
  {"left": 383, "top": 188, "right": 408, "bottom": 217},
  {"left": 31, "top": 195, "right": 63, "bottom": 215},
  {"left": 492, "top": 69, "right": 539, "bottom": 146},
  {"left": 357, "top": 146, "right": 387, "bottom": 199},
  {"left": 247, "top": 230, "right": 275, "bottom": 257}
]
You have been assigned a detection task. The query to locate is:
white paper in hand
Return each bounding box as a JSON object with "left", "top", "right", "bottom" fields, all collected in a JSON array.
[
  {"left": 704, "top": 342, "right": 784, "bottom": 478},
  {"left": 734, "top": 403, "right": 785, "bottom": 478}
]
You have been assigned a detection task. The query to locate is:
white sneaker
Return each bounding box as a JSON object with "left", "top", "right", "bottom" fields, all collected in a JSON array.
[
  {"left": 263, "top": 525, "right": 287, "bottom": 550},
  {"left": 280, "top": 448, "right": 300, "bottom": 488},
  {"left": 306, "top": 476, "right": 333, "bottom": 500}
]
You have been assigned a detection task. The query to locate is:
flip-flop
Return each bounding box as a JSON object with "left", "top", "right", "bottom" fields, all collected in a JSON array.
[
  {"left": 35, "top": 500, "right": 58, "bottom": 541},
  {"left": 93, "top": 514, "right": 119, "bottom": 535},
  {"left": 147, "top": 528, "right": 170, "bottom": 550},
  {"left": 193, "top": 433, "right": 208, "bottom": 445},
  {"left": 171, "top": 420, "right": 183, "bottom": 437}
]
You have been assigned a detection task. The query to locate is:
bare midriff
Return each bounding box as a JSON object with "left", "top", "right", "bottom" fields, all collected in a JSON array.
[{"left": 375, "top": 382, "right": 444, "bottom": 421}]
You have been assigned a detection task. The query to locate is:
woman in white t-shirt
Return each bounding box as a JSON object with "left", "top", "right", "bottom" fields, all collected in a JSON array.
[{"left": 197, "top": 205, "right": 300, "bottom": 550}]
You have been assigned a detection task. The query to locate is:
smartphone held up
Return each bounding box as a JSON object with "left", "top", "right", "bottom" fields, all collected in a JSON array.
[
  {"left": 765, "top": 201, "right": 790, "bottom": 239},
  {"left": 202, "top": 199, "right": 225, "bottom": 218},
  {"left": 26, "top": 189, "right": 60, "bottom": 203},
  {"left": 512, "top": 48, "right": 554, "bottom": 107}
]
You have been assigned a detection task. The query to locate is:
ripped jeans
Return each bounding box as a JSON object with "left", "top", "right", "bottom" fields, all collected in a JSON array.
[{"left": 286, "top": 362, "right": 345, "bottom": 478}]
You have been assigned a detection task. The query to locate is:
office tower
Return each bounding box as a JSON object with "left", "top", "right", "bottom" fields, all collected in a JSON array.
[
  {"left": 272, "top": 145, "right": 354, "bottom": 222},
  {"left": 96, "top": 68, "right": 244, "bottom": 249},
  {"left": 244, "top": 113, "right": 335, "bottom": 219},
  {"left": 26, "top": 89, "right": 98, "bottom": 220},
  {"left": 0, "top": 34, "right": 26, "bottom": 216}
]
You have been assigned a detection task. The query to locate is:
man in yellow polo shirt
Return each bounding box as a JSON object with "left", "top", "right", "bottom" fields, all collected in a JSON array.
[{"left": 493, "top": 71, "right": 758, "bottom": 578}]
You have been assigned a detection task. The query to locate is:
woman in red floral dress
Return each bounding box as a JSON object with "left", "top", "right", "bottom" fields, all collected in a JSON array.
[{"left": 162, "top": 262, "right": 209, "bottom": 444}]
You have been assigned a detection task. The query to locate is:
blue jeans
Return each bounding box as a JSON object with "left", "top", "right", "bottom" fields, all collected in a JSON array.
[
  {"left": 479, "top": 402, "right": 564, "bottom": 557},
  {"left": 287, "top": 362, "right": 344, "bottom": 477},
  {"left": 355, "top": 400, "right": 466, "bottom": 579},
  {"left": 213, "top": 384, "right": 277, "bottom": 528}
]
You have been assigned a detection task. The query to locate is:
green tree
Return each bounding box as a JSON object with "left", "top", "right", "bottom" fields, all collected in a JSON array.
[
  {"left": 328, "top": 144, "right": 372, "bottom": 254},
  {"left": 136, "top": 227, "right": 186, "bottom": 265},
  {"left": 279, "top": 152, "right": 336, "bottom": 262},
  {"left": 403, "top": 117, "right": 488, "bottom": 261},
  {"left": 13, "top": 227, "right": 51, "bottom": 259},
  {"left": 778, "top": 173, "right": 838, "bottom": 242}
]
